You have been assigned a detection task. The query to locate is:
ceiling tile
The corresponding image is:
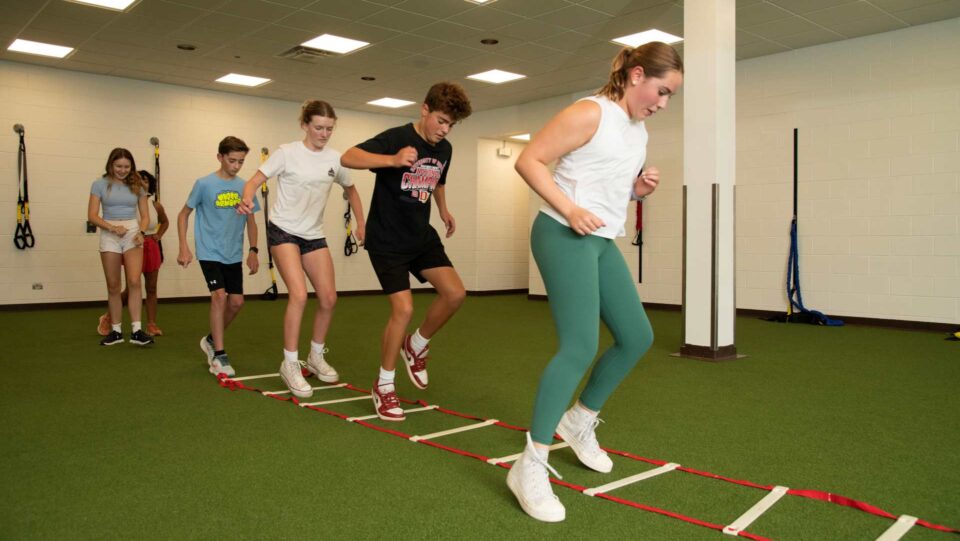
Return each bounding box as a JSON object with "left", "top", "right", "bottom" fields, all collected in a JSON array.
[
  {"left": 537, "top": 5, "right": 616, "bottom": 29},
  {"left": 735, "top": 39, "right": 790, "bottom": 60},
  {"left": 891, "top": 0, "right": 960, "bottom": 25},
  {"left": 766, "top": 0, "right": 859, "bottom": 14},
  {"left": 275, "top": 11, "right": 353, "bottom": 34},
  {"left": 736, "top": 2, "right": 792, "bottom": 27},
  {"left": 775, "top": 28, "right": 843, "bottom": 50},
  {"left": 745, "top": 16, "right": 828, "bottom": 41},
  {"left": 535, "top": 31, "right": 605, "bottom": 53},
  {"left": 496, "top": 19, "right": 566, "bottom": 41},
  {"left": 301, "top": 0, "right": 385, "bottom": 20},
  {"left": 829, "top": 15, "right": 908, "bottom": 38},
  {"left": 171, "top": 13, "right": 265, "bottom": 43},
  {"left": 578, "top": 0, "right": 676, "bottom": 17},
  {"left": 805, "top": 2, "right": 889, "bottom": 25},
  {"left": 359, "top": 7, "right": 436, "bottom": 32},
  {"left": 41, "top": 1, "right": 118, "bottom": 25},
  {"left": 128, "top": 0, "right": 210, "bottom": 24},
  {"left": 216, "top": 0, "right": 297, "bottom": 23},
  {"left": 416, "top": 21, "right": 485, "bottom": 42},
  {"left": 448, "top": 5, "right": 525, "bottom": 31},
  {"left": 393, "top": 0, "right": 476, "bottom": 18},
  {"left": 489, "top": 0, "right": 572, "bottom": 18}
]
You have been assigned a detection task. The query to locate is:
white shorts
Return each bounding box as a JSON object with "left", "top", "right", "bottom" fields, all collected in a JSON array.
[{"left": 99, "top": 219, "right": 141, "bottom": 254}]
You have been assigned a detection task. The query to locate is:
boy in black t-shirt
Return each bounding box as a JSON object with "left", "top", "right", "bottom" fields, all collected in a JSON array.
[{"left": 341, "top": 82, "right": 472, "bottom": 421}]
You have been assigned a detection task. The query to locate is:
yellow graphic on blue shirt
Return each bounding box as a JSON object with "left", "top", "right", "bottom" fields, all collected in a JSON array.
[{"left": 215, "top": 190, "right": 242, "bottom": 209}]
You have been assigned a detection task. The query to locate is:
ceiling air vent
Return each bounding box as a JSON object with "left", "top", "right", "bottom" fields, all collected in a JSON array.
[{"left": 277, "top": 45, "right": 333, "bottom": 63}]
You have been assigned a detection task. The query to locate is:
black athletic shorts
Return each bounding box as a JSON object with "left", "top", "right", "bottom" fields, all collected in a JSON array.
[
  {"left": 368, "top": 243, "right": 453, "bottom": 294},
  {"left": 199, "top": 260, "right": 243, "bottom": 294},
  {"left": 267, "top": 221, "right": 328, "bottom": 254}
]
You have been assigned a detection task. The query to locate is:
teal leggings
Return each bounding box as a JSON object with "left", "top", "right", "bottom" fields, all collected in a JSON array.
[{"left": 529, "top": 213, "right": 654, "bottom": 445}]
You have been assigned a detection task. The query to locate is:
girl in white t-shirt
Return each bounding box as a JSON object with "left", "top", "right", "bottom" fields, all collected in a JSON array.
[{"left": 239, "top": 100, "right": 366, "bottom": 398}]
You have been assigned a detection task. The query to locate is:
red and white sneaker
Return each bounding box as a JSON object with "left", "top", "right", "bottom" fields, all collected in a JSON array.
[
  {"left": 371, "top": 380, "right": 405, "bottom": 421},
  {"left": 400, "top": 335, "right": 429, "bottom": 390}
]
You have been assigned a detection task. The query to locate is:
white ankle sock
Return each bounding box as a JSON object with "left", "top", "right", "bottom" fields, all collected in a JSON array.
[
  {"left": 410, "top": 328, "right": 430, "bottom": 352},
  {"left": 283, "top": 349, "right": 298, "bottom": 364},
  {"left": 310, "top": 341, "right": 325, "bottom": 355},
  {"left": 573, "top": 401, "right": 598, "bottom": 419},
  {"left": 111, "top": 323, "right": 122, "bottom": 333},
  {"left": 132, "top": 321, "right": 142, "bottom": 333},
  {"left": 378, "top": 367, "right": 395, "bottom": 387}
]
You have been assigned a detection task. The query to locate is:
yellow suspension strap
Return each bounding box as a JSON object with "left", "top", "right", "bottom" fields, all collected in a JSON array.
[
  {"left": 343, "top": 191, "right": 358, "bottom": 257},
  {"left": 260, "top": 147, "right": 279, "bottom": 300},
  {"left": 13, "top": 123, "right": 34, "bottom": 249}
]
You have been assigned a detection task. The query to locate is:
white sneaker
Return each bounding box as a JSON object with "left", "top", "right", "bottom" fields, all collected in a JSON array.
[
  {"left": 200, "top": 335, "right": 215, "bottom": 364},
  {"left": 306, "top": 348, "right": 339, "bottom": 383},
  {"left": 556, "top": 407, "right": 613, "bottom": 473},
  {"left": 506, "top": 433, "right": 566, "bottom": 522},
  {"left": 279, "top": 360, "right": 313, "bottom": 398}
]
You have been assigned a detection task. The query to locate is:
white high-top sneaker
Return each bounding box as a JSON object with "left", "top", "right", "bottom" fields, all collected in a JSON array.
[
  {"left": 506, "top": 433, "right": 566, "bottom": 522},
  {"left": 556, "top": 406, "right": 613, "bottom": 473},
  {"left": 279, "top": 360, "right": 313, "bottom": 398},
  {"left": 306, "top": 348, "right": 339, "bottom": 383}
]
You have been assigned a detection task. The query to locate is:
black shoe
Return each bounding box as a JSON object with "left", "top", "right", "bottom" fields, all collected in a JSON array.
[
  {"left": 130, "top": 329, "right": 154, "bottom": 346},
  {"left": 100, "top": 330, "right": 124, "bottom": 346}
]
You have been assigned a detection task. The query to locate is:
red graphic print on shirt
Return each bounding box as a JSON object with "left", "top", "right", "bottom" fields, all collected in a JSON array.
[{"left": 401, "top": 157, "right": 445, "bottom": 203}]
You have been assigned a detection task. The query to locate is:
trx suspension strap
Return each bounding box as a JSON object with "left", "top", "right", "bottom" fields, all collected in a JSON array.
[
  {"left": 150, "top": 137, "right": 160, "bottom": 202},
  {"left": 13, "top": 124, "right": 35, "bottom": 249},
  {"left": 631, "top": 168, "right": 644, "bottom": 283},
  {"left": 343, "top": 192, "right": 358, "bottom": 257},
  {"left": 260, "top": 147, "right": 279, "bottom": 301},
  {"left": 631, "top": 199, "right": 643, "bottom": 283}
]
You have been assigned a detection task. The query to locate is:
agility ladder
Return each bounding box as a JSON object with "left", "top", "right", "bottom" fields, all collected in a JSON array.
[{"left": 216, "top": 372, "right": 958, "bottom": 541}]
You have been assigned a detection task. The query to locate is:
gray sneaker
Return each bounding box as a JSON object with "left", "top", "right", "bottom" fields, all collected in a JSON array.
[{"left": 209, "top": 353, "right": 236, "bottom": 378}]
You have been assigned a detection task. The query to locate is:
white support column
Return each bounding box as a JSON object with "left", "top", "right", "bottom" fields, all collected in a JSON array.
[{"left": 680, "top": 0, "right": 739, "bottom": 361}]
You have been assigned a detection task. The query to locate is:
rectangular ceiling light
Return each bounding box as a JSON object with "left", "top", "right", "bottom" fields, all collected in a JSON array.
[
  {"left": 7, "top": 39, "right": 74, "bottom": 58},
  {"left": 509, "top": 133, "right": 531, "bottom": 141},
  {"left": 467, "top": 69, "right": 525, "bottom": 84},
  {"left": 464, "top": 0, "right": 497, "bottom": 4},
  {"left": 368, "top": 98, "right": 416, "bottom": 108},
  {"left": 612, "top": 29, "right": 683, "bottom": 48},
  {"left": 66, "top": 0, "right": 139, "bottom": 10},
  {"left": 215, "top": 73, "right": 271, "bottom": 87},
  {"left": 301, "top": 34, "right": 369, "bottom": 54}
]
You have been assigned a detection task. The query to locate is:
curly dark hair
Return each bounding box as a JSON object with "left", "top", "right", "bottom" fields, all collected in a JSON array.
[{"left": 423, "top": 82, "right": 472, "bottom": 122}]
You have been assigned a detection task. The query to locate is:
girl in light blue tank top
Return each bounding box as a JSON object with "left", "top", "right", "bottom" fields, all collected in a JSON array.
[
  {"left": 506, "top": 43, "right": 685, "bottom": 523},
  {"left": 86, "top": 148, "right": 152, "bottom": 347}
]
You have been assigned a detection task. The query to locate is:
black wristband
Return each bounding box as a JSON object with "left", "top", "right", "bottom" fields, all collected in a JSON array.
[{"left": 249, "top": 246, "right": 259, "bottom": 254}]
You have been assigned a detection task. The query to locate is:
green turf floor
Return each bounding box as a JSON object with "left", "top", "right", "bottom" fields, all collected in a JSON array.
[{"left": 1, "top": 294, "right": 957, "bottom": 540}]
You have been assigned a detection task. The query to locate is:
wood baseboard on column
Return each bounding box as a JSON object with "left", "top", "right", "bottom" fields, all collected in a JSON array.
[{"left": 677, "top": 344, "right": 740, "bottom": 362}]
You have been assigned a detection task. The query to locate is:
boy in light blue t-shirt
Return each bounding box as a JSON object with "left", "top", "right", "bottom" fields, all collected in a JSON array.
[{"left": 176, "top": 136, "right": 260, "bottom": 377}]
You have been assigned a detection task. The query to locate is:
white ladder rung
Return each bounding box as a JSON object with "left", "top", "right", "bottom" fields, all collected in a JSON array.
[
  {"left": 347, "top": 404, "right": 439, "bottom": 422},
  {"left": 722, "top": 486, "right": 790, "bottom": 536},
  {"left": 583, "top": 462, "right": 680, "bottom": 497},
  {"left": 875, "top": 515, "right": 918, "bottom": 541},
  {"left": 486, "top": 442, "right": 570, "bottom": 465},
  {"left": 263, "top": 383, "right": 347, "bottom": 396},
  {"left": 299, "top": 395, "right": 370, "bottom": 407},
  {"left": 231, "top": 372, "right": 279, "bottom": 381},
  {"left": 409, "top": 419, "right": 499, "bottom": 442}
]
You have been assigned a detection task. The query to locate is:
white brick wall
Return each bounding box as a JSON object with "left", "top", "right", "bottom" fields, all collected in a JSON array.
[{"left": 0, "top": 61, "right": 406, "bottom": 303}]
